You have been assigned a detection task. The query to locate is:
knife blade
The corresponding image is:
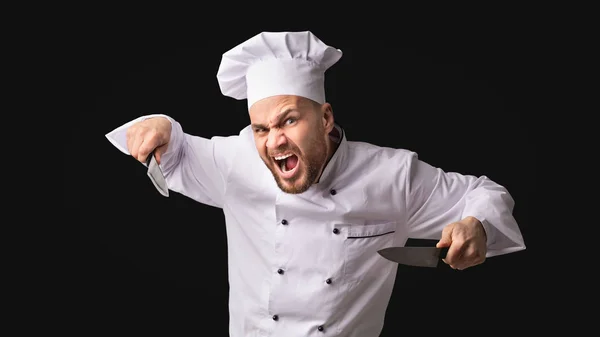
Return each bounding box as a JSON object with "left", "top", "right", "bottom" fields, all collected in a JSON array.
[
  {"left": 146, "top": 151, "right": 169, "bottom": 197},
  {"left": 377, "top": 246, "right": 449, "bottom": 268}
]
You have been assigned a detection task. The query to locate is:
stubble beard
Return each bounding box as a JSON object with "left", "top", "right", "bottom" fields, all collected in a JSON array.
[{"left": 264, "top": 134, "right": 328, "bottom": 195}]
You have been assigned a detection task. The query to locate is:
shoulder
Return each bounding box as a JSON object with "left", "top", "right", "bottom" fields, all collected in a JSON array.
[
  {"left": 215, "top": 124, "right": 261, "bottom": 162},
  {"left": 347, "top": 140, "right": 417, "bottom": 165},
  {"left": 210, "top": 125, "right": 254, "bottom": 148}
]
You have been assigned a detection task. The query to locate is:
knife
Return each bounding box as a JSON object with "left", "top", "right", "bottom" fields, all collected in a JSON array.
[
  {"left": 377, "top": 246, "right": 448, "bottom": 268},
  {"left": 146, "top": 151, "right": 169, "bottom": 197}
]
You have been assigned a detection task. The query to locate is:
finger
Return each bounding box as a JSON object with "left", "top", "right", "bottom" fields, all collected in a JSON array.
[
  {"left": 137, "top": 128, "right": 161, "bottom": 163},
  {"left": 465, "top": 245, "right": 486, "bottom": 268},
  {"left": 443, "top": 239, "right": 466, "bottom": 267},
  {"left": 138, "top": 138, "right": 156, "bottom": 164},
  {"left": 154, "top": 143, "right": 168, "bottom": 165},
  {"left": 436, "top": 223, "right": 455, "bottom": 248},
  {"left": 454, "top": 244, "right": 484, "bottom": 270},
  {"left": 130, "top": 130, "right": 146, "bottom": 162},
  {"left": 450, "top": 244, "right": 471, "bottom": 270}
]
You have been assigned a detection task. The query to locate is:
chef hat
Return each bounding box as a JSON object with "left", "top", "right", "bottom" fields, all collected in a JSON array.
[{"left": 216, "top": 31, "right": 343, "bottom": 109}]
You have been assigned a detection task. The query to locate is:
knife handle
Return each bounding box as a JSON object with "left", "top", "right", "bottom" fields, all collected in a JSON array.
[
  {"left": 146, "top": 151, "right": 155, "bottom": 166},
  {"left": 438, "top": 247, "right": 449, "bottom": 259}
]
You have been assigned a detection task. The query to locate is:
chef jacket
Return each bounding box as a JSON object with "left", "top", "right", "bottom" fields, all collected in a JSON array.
[{"left": 106, "top": 114, "right": 526, "bottom": 337}]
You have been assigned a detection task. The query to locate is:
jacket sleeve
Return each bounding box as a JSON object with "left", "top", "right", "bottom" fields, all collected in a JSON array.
[
  {"left": 403, "top": 152, "right": 526, "bottom": 257},
  {"left": 105, "top": 114, "right": 239, "bottom": 209}
]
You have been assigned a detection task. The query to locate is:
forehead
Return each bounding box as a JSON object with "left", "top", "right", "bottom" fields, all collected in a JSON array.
[{"left": 249, "top": 95, "right": 313, "bottom": 121}]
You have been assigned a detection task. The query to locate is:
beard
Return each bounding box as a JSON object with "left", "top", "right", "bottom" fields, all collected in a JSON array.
[{"left": 262, "top": 132, "right": 329, "bottom": 194}]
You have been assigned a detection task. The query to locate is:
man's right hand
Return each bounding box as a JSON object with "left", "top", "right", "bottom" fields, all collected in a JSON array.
[{"left": 126, "top": 117, "right": 172, "bottom": 164}]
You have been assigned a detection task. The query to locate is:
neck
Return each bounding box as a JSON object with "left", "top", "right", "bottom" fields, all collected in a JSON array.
[
  {"left": 326, "top": 135, "right": 340, "bottom": 162},
  {"left": 315, "top": 125, "right": 342, "bottom": 184}
]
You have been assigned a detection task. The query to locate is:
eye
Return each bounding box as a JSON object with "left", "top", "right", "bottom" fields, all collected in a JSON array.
[
  {"left": 285, "top": 118, "right": 296, "bottom": 125},
  {"left": 254, "top": 127, "right": 266, "bottom": 134}
]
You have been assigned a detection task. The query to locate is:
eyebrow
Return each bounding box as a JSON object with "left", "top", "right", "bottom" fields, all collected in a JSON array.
[{"left": 251, "top": 108, "right": 298, "bottom": 130}]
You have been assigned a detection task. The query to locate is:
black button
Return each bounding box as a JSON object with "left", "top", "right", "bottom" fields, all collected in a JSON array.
[
  {"left": 325, "top": 278, "right": 332, "bottom": 284},
  {"left": 332, "top": 228, "right": 340, "bottom": 234},
  {"left": 281, "top": 219, "right": 288, "bottom": 225},
  {"left": 272, "top": 315, "right": 279, "bottom": 321},
  {"left": 277, "top": 268, "right": 284, "bottom": 274},
  {"left": 318, "top": 325, "right": 324, "bottom": 331},
  {"left": 330, "top": 189, "right": 337, "bottom": 195}
]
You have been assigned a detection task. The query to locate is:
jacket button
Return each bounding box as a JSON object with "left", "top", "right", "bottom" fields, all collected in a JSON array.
[
  {"left": 318, "top": 325, "right": 324, "bottom": 332},
  {"left": 332, "top": 228, "right": 340, "bottom": 234},
  {"left": 272, "top": 315, "right": 279, "bottom": 321},
  {"left": 325, "top": 278, "right": 332, "bottom": 284},
  {"left": 281, "top": 219, "right": 288, "bottom": 225},
  {"left": 330, "top": 189, "right": 337, "bottom": 195},
  {"left": 277, "top": 268, "right": 284, "bottom": 275}
]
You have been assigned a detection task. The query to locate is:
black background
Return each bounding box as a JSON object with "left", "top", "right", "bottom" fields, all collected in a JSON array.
[{"left": 65, "top": 27, "right": 535, "bottom": 335}]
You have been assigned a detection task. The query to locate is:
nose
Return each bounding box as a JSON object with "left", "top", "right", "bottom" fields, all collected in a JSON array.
[{"left": 266, "top": 129, "right": 287, "bottom": 150}]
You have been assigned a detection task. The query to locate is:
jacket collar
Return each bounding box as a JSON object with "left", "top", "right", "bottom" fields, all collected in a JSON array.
[{"left": 313, "top": 123, "right": 349, "bottom": 190}]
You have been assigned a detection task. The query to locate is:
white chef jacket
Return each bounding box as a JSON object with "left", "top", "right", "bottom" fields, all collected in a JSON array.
[{"left": 106, "top": 114, "right": 526, "bottom": 337}]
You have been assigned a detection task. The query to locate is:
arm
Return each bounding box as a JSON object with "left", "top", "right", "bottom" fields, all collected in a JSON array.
[
  {"left": 404, "top": 152, "right": 526, "bottom": 259},
  {"left": 105, "top": 114, "right": 239, "bottom": 208}
]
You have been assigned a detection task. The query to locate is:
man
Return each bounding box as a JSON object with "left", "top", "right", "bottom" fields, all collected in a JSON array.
[{"left": 105, "top": 31, "right": 526, "bottom": 337}]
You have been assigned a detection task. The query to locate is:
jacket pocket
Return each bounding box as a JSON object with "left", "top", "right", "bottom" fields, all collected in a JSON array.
[{"left": 340, "top": 221, "right": 398, "bottom": 282}]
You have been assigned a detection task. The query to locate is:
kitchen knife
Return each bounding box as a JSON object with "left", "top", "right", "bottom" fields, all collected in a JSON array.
[
  {"left": 146, "top": 151, "right": 169, "bottom": 197},
  {"left": 377, "top": 246, "right": 448, "bottom": 268}
]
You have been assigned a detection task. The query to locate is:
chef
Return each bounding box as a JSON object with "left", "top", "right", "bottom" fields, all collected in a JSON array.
[{"left": 105, "top": 31, "right": 526, "bottom": 337}]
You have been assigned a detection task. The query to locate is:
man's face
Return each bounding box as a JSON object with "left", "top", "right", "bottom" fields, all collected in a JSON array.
[{"left": 249, "top": 95, "right": 334, "bottom": 194}]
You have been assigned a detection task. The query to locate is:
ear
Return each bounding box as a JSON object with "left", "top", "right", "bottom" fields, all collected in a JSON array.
[{"left": 321, "top": 103, "right": 335, "bottom": 133}]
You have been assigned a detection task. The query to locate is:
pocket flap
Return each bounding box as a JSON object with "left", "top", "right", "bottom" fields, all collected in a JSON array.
[{"left": 346, "top": 221, "right": 397, "bottom": 239}]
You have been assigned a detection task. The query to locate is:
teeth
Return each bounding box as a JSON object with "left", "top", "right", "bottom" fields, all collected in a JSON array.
[{"left": 274, "top": 153, "right": 293, "bottom": 160}]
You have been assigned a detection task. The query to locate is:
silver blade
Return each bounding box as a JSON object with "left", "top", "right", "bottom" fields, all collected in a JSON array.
[
  {"left": 146, "top": 153, "right": 169, "bottom": 197},
  {"left": 377, "top": 246, "right": 446, "bottom": 268}
]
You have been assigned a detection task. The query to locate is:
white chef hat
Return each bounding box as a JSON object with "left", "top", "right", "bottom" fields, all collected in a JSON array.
[{"left": 216, "top": 31, "right": 343, "bottom": 109}]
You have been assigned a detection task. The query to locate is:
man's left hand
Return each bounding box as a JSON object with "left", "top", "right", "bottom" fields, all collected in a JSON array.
[{"left": 436, "top": 216, "right": 487, "bottom": 270}]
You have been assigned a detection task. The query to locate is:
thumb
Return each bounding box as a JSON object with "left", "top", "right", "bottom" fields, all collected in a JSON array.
[{"left": 436, "top": 223, "right": 454, "bottom": 248}]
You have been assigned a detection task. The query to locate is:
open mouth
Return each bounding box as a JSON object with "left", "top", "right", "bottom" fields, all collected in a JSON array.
[{"left": 273, "top": 153, "right": 299, "bottom": 178}]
